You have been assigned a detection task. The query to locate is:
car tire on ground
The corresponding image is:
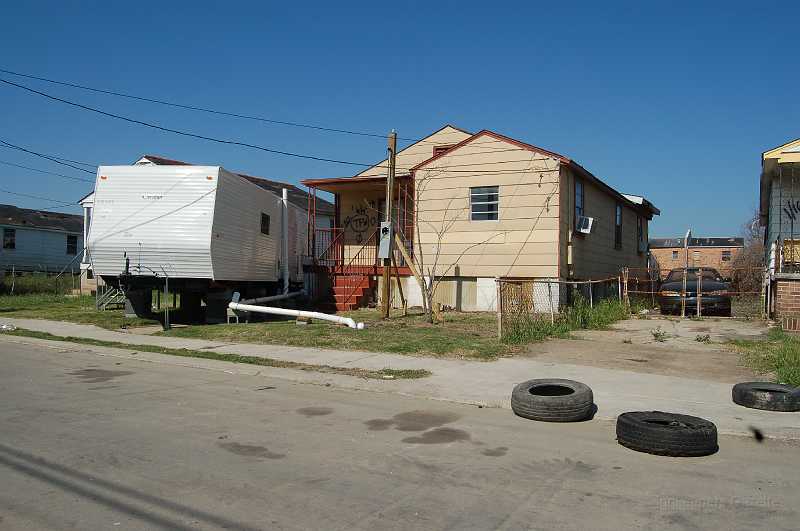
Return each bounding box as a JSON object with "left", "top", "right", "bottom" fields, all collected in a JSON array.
[
  {"left": 616, "top": 411, "right": 718, "bottom": 457},
  {"left": 511, "top": 379, "right": 594, "bottom": 422},
  {"left": 732, "top": 382, "right": 800, "bottom": 412}
]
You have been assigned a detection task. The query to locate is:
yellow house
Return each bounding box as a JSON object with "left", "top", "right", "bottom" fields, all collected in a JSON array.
[{"left": 303, "top": 125, "right": 659, "bottom": 311}]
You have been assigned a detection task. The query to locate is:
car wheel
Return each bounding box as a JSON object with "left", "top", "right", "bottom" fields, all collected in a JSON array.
[
  {"left": 511, "top": 379, "right": 594, "bottom": 422},
  {"left": 732, "top": 382, "right": 800, "bottom": 412},
  {"left": 616, "top": 411, "right": 718, "bottom": 457}
]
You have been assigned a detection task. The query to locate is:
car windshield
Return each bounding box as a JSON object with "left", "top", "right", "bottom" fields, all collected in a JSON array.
[{"left": 665, "top": 269, "right": 721, "bottom": 283}]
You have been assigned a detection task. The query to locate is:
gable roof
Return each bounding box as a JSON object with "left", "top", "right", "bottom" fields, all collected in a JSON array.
[
  {"left": 137, "top": 154, "right": 333, "bottom": 216},
  {"left": 353, "top": 124, "right": 473, "bottom": 179},
  {"left": 759, "top": 138, "right": 800, "bottom": 225},
  {"left": 413, "top": 130, "right": 660, "bottom": 217},
  {"left": 0, "top": 204, "right": 83, "bottom": 233}
]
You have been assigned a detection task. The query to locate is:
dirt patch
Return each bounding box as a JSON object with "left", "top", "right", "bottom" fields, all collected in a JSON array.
[
  {"left": 481, "top": 446, "right": 509, "bottom": 457},
  {"left": 68, "top": 368, "right": 134, "bottom": 384},
  {"left": 218, "top": 442, "right": 285, "bottom": 459},
  {"left": 521, "top": 318, "right": 767, "bottom": 382},
  {"left": 296, "top": 407, "right": 333, "bottom": 417},
  {"left": 365, "top": 410, "right": 460, "bottom": 432},
  {"left": 401, "top": 427, "right": 471, "bottom": 444}
]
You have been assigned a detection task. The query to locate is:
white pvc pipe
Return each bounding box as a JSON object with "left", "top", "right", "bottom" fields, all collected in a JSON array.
[
  {"left": 229, "top": 301, "right": 365, "bottom": 330},
  {"left": 240, "top": 291, "right": 302, "bottom": 305}
]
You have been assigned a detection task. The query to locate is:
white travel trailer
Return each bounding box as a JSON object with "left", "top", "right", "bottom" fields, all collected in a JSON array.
[{"left": 88, "top": 162, "right": 321, "bottom": 322}]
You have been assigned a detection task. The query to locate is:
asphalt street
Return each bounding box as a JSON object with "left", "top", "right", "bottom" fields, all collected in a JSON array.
[{"left": 0, "top": 338, "right": 797, "bottom": 530}]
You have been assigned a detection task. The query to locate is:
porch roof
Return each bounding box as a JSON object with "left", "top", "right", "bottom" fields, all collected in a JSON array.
[
  {"left": 301, "top": 174, "right": 410, "bottom": 194},
  {"left": 760, "top": 138, "right": 800, "bottom": 226}
]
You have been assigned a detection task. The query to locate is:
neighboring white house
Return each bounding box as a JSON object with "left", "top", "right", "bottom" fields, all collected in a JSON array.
[{"left": 0, "top": 204, "right": 84, "bottom": 274}]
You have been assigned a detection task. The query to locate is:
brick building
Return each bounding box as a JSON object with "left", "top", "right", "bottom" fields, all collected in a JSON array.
[{"left": 649, "top": 237, "right": 744, "bottom": 278}]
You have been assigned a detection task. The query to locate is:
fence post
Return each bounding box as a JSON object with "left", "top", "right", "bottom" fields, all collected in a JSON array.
[
  {"left": 588, "top": 281, "right": 593, "bottom": 308},
  {"left": 681, "top": 267, "right": 687, "bottom": 318},
  {"left": 697, "top": 268, "right": 702, "bottom": 318},
  {"left": 547, "top": 281, "right": 555, "bottom": 324},
  {"left": 496, "top": 280, "right": 502, "bottom": 340}
]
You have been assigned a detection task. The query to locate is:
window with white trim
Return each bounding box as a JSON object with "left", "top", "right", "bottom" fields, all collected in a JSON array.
[
  {"left": 672, "top": 250, "right": 679, "bottom": 260},
  {"left": 470, "top": 186, "right": 499, "bottom": 221}
]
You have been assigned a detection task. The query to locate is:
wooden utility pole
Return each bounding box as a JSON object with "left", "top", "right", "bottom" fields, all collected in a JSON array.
[{"left": 381, "top": 130, "right": 397, "bottom": 318}]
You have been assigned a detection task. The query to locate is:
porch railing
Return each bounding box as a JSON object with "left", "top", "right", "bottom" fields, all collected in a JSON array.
[
  {"left": 337, "top": 227, "right": 380, "bottom": 307},
  {"left": 310, "top": 225, "right": 413, "bottom": 268}
]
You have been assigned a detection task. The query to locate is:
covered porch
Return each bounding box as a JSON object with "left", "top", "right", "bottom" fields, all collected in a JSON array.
[{"left": 302, "top": 175, "right": 415, "bottom": 310}]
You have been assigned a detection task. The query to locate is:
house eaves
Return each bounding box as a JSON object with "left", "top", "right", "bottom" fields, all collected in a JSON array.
[{"left": 412, "top": 129, "right": 660, "bottom": 219}]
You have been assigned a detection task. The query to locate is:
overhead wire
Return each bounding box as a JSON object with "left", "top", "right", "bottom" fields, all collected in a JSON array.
[
  {"left": 0, "top": 159, "right": 94, "bottom": 183},
  {"left": 0, "top": 138, "right": 96, "bottom": 174},
  {"left": 1, "top": 76, "right": 562, "bottom": 174}
]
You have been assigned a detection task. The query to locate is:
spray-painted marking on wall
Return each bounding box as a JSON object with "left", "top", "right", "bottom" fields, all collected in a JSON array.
[{"left": 343, "top": 201, "right": 380, "bottom": 244}]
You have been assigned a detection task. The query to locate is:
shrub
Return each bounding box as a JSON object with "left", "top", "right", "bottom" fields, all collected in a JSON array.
[
  {"left": 1, "top": 273, "right": 78, "bottom": 296},
  {"left": 502, "top": 294, "right": 628, "bottom": 344}
]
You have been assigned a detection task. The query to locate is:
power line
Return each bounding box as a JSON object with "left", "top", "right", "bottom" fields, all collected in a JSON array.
[
  {"left": 0, "top": 159, "right": 94, "bottom": 183},
  {"left": 0, "top": 139, "right": 97, "bottom": 174},
  {"left": 0, "top": 187, "right": 78, "bottom": 206},
  {"left": 0, "top": 77, "right": 379, "bottom": 168},
  {"left": 0, "top": 144, "right": 97, "bottom": 168},
  {"left": 0, "top": 77, "right": 572, "bottom": 176},
  {"left": 0, "top": 67, "right": 408, "bottom": 141}
]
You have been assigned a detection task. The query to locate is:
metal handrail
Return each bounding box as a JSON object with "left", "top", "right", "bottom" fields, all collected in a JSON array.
[{"left": 338, "top": 227, "right": 380, "bottom": 307}]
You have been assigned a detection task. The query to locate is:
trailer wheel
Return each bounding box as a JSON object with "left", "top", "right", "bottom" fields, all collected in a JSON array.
[
  {"left": 511, "top": 379, "right": 594, "bottom": 422},
  {"left": 732, "top": 382, "right": 800, "bottom": 412},
  {"left": 616, "top": 411, "right": 718, "bottom": 457}
]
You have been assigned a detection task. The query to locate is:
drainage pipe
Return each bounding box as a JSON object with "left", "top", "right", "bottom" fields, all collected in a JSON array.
[
  {"left": 240, "top": 291, "right": 303, "bottom": 305},
  {"left": 228, "top": 301, "right": 365, "bottom": 330}
]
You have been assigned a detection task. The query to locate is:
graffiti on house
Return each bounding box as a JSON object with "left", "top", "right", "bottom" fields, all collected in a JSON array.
[
  {"left": 343, "top": 201, "right": 380, "bottom": 244},
  {"left": 784, "top": 199, "right": 800, "bottom": 222}
]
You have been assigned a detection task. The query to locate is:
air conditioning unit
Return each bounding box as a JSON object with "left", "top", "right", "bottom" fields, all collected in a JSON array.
[{"left": 576, "top": 216, "right": 594, "bottom": 234}]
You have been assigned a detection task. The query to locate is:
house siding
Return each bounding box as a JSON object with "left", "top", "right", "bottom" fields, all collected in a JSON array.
[
  {"left": 561, "top": 167, "right": 648, "bottom": 279},
  {"left": 0, "top": 225, "right": 83, "bottom": 272},
  {"left": 355, "top": 126, "right": 472, "bottom": 179},
  {"left": 414, "top": 134, "right": 561, "bottom": 278}
]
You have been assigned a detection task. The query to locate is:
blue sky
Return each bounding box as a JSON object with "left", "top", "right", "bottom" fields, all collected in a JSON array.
[{"left": 1, "top": 1, "right": 797, "bottom": 237}]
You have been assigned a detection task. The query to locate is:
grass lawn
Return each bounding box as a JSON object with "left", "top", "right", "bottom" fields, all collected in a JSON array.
[
  {"left": 0, "top": 293, "right": 159, "bottom": 330},
  {"left": 4, "top": 328, "right": 429, "bottom": 380},
  {"left": 731, "top": 327, "right": 800, "bottom": 387},
  {"left": 0, "top": 294, "right": 633, "bottom": 361},
  {"left": 160, "top": 309, "right": 510, "bottom": 360}
]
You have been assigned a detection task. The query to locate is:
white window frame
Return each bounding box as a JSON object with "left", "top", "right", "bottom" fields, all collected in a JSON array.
[{"left": 470, "top": 186, "right": 499, "bottom": 222}]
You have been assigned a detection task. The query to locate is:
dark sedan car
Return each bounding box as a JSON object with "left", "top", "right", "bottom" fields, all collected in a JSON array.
[{"left": 658, "top": 268, "right": 731, "bottom": 316}]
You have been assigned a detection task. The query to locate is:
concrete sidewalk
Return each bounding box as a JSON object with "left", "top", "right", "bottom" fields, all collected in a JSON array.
[{"left": 2, "top": 317, "right": 799, "bottom": 440}]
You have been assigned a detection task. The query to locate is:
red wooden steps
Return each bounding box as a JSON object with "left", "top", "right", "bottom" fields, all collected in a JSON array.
[{"left": 332, "top": 274, "right": 373, "bottom": 311}]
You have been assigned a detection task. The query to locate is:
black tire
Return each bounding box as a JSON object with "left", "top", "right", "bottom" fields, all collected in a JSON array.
[
  {"left": 616, "top": 411, "right": 718, "bottom": 457},
  {"left": 732, "top": 382, "right": 800, "bottom": 412},
  {"left": 511, "top": 379, "right": 594, "bottom": 422}
]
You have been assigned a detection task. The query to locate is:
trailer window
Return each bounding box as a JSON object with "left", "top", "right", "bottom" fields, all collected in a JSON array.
[
  {"left": 3, "top": 228, "right": 15, "bottom": 249},
  {"left": 260, "top": 213, "right": 270, "bottom": 235},
  {"left": 66, "top": 234, "right": 77, "bottom": 255}
]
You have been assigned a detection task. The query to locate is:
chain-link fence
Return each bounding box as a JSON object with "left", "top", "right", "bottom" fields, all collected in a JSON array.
[
  {"left": 622, "top": 266, "right": 764, "bottom": 319},
  {"left": 497, "top": 277, "right": 623, "bottom": 341}
]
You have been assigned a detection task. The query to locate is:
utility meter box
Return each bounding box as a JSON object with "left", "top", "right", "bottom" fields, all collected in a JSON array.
[{"left": 377, "top": 221, "right": 393, "bottom": 259}]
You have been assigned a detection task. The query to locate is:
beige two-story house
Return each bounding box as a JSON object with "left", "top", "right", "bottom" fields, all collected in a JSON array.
[{"left": 303, "top": 125, "right": 659, "bottom": 311}]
